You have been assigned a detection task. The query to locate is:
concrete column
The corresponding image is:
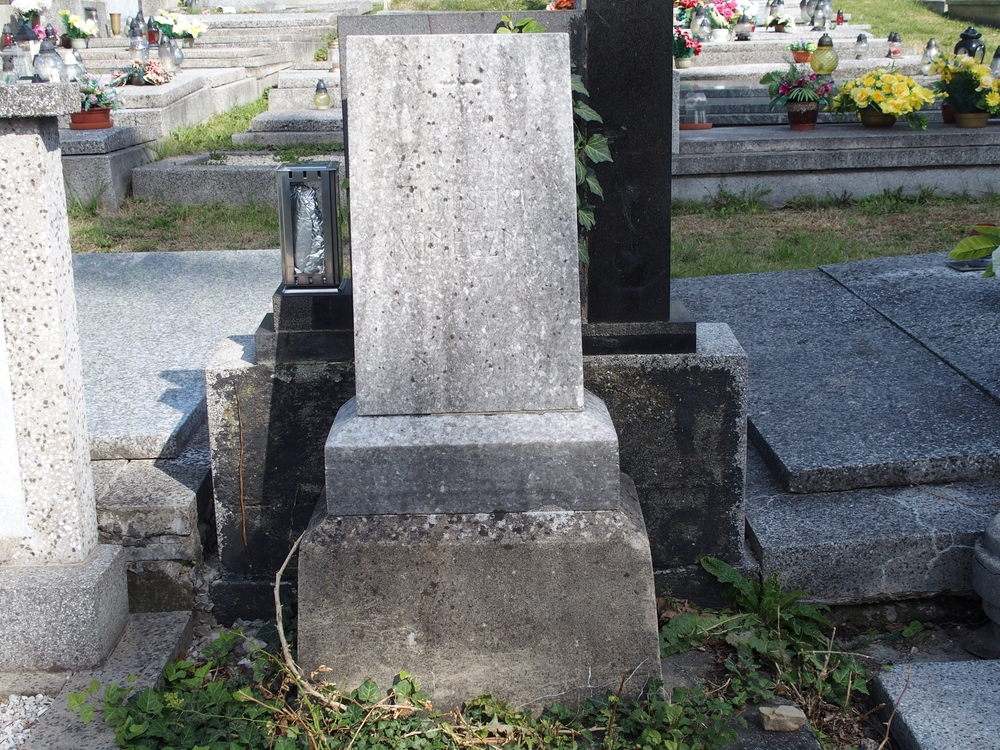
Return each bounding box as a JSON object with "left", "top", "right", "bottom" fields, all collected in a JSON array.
[{"left": 0, "top": 84, "right": 128, "bottom": 672}]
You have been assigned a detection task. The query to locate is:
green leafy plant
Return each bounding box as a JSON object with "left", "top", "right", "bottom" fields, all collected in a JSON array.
[
  {"left": 786, "top": 39, "right": 816, "bottom": 52},
  {"left": 949, "top": 223, "right": 1000, "bottom": 277},
  {"left": 759, "top": 65, "right": 833, "bottom": 109},
  {"left": 494, "top": 13, "right": 546, "bottom": 33},
  {"left": 659, "top": 557, "right": 873, "bottom": 742}
]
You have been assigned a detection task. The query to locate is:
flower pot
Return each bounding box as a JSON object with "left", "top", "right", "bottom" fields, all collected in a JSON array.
[
  {"left": 791, "top": 50, "right": 812, "bottom": 63},
  {"left": 710, "top": 28, "right": 729, "bottom": 42},
  {"left": 70, "top": 107, "right": 113, "bottom": 130},
  {"left": 70, "top": 37, "right": 87, "bottom": 49},
  {"left": 674, "top": 56, "right": 693, "bottom": 69},
  {"left": 955, "top": 111, "right": 989, "bottom": 128},
  {"left": 773, "top": 22, "right": 787, "bottom": 32},
  {"left": 182, "top": 37, "right": 194, "bottom": 48},
  {"left": 941, "top": 102, "right": 955, "bottom": 124},
  {"left": 786, "top": 100, "right": 819, "bottom": 130},
  {"left": 859, "top": 108, "right": 897, "bottom": 128}
]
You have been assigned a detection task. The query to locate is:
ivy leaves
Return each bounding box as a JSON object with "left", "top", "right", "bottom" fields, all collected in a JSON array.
[{"left": 573, "top": 74, "right": 613, "bottom": 264}]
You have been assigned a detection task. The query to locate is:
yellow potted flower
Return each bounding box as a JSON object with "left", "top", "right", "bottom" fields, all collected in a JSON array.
[
  {"left": 830, "top": 68, "right": 938, "bottom": 129},
  {"left": 931, "top": 53, "right": 1000, "bottom": 128}
]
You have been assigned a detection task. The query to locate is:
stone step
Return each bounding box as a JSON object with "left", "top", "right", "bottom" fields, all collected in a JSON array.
[
  {"left": 679, "top": 54, "right": 924, "bottom": 80},
  {"left": 20, "top": 611, "right": 193, "bottom": 750},
  {"left": 872, "top": 660, "right": 1000, "bottom": 750},
  {"left": 268, "top": 85, "right": 341, "bottom": 110},
  {"left": 244, "top": 107, "right": 343, "bottom": 132},
  {"left": 672, "top": 256, "right": 1000, "bottom": 495},
  {"left": 745, "top": 443, "right": 1000, "bottom": 603}
]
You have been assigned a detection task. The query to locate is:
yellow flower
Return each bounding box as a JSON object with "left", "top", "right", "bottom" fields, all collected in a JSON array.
[
  {"left": 852, "top": 87, "right": 871, "bottom": 106},
  {"left": 892, "top": 81, "right": 910, "bottom": 99},
  {"left": 961, "top": 55, "right": 976, "bottom": 68},
  {"left": 978, "top": 75, "right": 994, "bottom": 91},
  {"left": 987, "top": 91, "right": 1000, "bottom": 108},
  {"left": 882, "top": 73, "right": 898, "bottom": 85},
  {"left": 872, "top": 89, "right": 886, "bottom": 104},
  {"left": 862, "top": 75, "right": 876, "bottom": 88}
]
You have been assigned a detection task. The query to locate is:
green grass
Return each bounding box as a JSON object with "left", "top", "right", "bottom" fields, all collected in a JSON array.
[
  {"left": 670, "top": 188, "right": 1000, "bottom": 278},
  {"left": 839, "top": 0, "right": 1000, "bottom": 54},
  {"left": 155, "top": 95, "right": 269, "bottom": 159},
  {"left": 69, "top": 199, "right": 278, "bottom": 253}
]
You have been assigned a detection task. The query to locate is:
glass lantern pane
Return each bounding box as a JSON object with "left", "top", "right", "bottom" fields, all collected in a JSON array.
[{"left": 291, "top": 183, "right": 326, "bottom": 276}]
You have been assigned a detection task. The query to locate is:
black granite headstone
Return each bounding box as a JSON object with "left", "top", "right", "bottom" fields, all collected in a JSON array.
[{"left": 585, "top": 0, "right": 687, "bottom": 345}]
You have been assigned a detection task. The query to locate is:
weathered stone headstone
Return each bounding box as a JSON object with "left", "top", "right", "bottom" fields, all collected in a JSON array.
[
  {"left": 298, "top": 33, "right": 661, "bottom": 709},
  {"left": 0, "top": 84, "right": 128, "bottom": 671}
]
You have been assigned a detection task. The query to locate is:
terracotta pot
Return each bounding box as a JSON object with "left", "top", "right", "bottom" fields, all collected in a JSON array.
[
  {"left": 955, "top": 111, "right": 989, "bottom": 128},
  {"left": 859, "top": 108, "right": 897, "bottom": 128},
  {"left": 786, "top": 100, "right": 819, "bottom": 130},
  {"left": 941, "top": 102, "right": 955, "bottom": 124},
  {"left": 773, "top": 22, "right": 787, "bottom": 32},
  {"left": 674, "top": 56, "right": 693, "bottom": 69},
  {"left": 791, "top": 50, "right": 812, "bottom": 63},
  {"left": 70, "top": 107, "right": 113, "bottom": 130}
]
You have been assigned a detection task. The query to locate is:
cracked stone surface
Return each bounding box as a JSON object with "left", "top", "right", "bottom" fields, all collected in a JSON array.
[{"left": 745, "top": 444, "right": 1000, "bottom": 603}]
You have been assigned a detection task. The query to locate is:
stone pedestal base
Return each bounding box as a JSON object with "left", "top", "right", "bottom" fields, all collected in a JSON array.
[
  {"left": 584, "top": 323, "right": 748, "bottom": 601},
  {"left": 298, "top": 476, "right": 661, "bottom": 711},
  {"left": 0, "top": 545, "right": 128, "bottom": 672},
  {"left": 326, "top": 390, "right": 620, "bottom": 515}
]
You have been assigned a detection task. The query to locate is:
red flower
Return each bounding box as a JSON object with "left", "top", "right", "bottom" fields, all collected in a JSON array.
[{"left": 545, "top": 0, "right": 575, "bottom": 9}]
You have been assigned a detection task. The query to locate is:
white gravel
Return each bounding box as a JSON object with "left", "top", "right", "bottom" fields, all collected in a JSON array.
[{"left": 0, "top": 694, "right": 52, "bottom": 750}]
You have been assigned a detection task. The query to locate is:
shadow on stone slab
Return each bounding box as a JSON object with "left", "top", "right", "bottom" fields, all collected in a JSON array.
[{"left": 730, "top": 700, "right": 822, "bottom": 750}]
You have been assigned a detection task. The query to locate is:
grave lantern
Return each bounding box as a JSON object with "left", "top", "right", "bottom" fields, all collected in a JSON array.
[
  {"left": 886, "top": 31, "right": 902, "bottom": 58},
  {"left": 691, "top": 7, "right": 712, "bottom": 41},
  {"left": 921, "top": 38, "right": 941, "bottom": 75},
  {"left": 854, "top": 33, "right": 868, "bottom": 58},
  {"left": 955, "top": 27, "right": 985, "bottom": 62},
  {"left": 991, "top": 46, "right": 1000, "bottom": 77},
  {"left": 276, "top": 162, "right": 343, "bottom": 289},
  {"left": 33, "top": 39, "right": 68, "bottom": 82},
  {"left": 734, "top": 14, "right": 753, "bottom": 40},
  {"left": 810, "top": 33, "right": 838, "bottom": 73},
  {"left": 313, "top": 79, "right": 330, "bottom": 109},
  {"left": 810, "top": 5, "right": 827, "bottom": 31}
]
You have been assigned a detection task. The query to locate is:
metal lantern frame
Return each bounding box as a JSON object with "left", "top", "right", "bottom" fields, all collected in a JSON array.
[{"left": 276, "top": 161, "right": 344, "bottom": 291}]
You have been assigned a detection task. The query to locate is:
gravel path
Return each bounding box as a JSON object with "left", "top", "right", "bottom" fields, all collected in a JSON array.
[{"left": 0, "top": 694, "right": 52, "bottom": 750}]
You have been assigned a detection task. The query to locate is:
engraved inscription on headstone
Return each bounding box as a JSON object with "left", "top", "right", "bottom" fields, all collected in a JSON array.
[{"left": 347, "top": 34, "right": 584, "bottom": 417}]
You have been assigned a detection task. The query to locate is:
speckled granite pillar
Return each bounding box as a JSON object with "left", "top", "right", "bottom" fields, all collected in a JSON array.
[{"left": 0, "top": 84, "right": 128, "bottom": 671}]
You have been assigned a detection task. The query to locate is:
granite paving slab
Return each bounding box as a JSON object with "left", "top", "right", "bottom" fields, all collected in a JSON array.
[
  {"left": 73, "top": 249, "right": 280, "bottom": 460},
  {"left": 873, "top": 660, "right": 1000, "bottom": 750},
  {"left": 822, "top": 252, "right": 1000, "bottom": 402},
  {"left": 745, "top": 444, "right": 1000, "bottom": 603},
  {"left": 672, "top": 270, "right": 1000, "bottom": 492}
]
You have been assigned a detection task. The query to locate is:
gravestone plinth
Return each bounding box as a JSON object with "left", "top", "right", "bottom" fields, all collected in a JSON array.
[
  {"left": 0, "top": 84, "right": 128, "bottom": 671},
  {"left": 298, "top": 34, "right": 661, "bottom": 707}
]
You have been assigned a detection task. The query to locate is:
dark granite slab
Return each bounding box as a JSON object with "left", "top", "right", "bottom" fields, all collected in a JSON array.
[
  {"left": 672, "top": 269, "right": 1000, "bottom": 493},
  {"left": 822, "top": 252, "right": 1000, "bottom": 402},
  {"left": 745, "top": 444, "right": 1000, "bottom": 603}
]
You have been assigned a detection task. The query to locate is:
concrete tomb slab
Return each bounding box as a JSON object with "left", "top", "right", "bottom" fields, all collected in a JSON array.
[
  {"left": 873, "top": 660, "right": 1000, "bottom": 750},
  {"left": 73, "top": 249, "right": 280, "bottom": 459}
]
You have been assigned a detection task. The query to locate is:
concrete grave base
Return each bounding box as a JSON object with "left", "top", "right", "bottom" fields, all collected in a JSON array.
[
  {"left": 297, "top": 475, "right": 662, "bottom": 711},
  {"left": 583, "top": 323, "right": 748, "bottom": 588},
  {"left": 325, "top": 391, "right": 620, "bottom": 516},
  {"left": 0, "top": 544, "right": 128, "bottom": 672}
]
